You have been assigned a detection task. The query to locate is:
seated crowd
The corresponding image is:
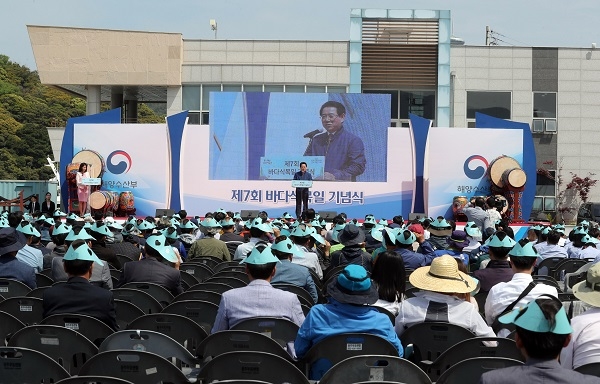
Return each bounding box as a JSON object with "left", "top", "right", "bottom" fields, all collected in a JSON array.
[{"left": 2, "top": 204, "right": 600, "bottom": 383}]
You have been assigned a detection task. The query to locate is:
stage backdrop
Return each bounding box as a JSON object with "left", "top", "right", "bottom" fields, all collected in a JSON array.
[
  {"left": 67, "top": 100, "right": 534, "bottom": 220},
  {"left": 73, "top": 124, "right": 171, "bottom": 216}
]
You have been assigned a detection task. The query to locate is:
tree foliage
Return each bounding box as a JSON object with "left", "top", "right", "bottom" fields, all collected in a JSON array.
[{"left": 0, "top": 54, "right": 166, "bottom": 180}]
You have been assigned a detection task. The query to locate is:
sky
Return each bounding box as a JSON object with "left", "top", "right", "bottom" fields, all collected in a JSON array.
[{"left": 2, "top": 0, "right": 599, "bottom": 69}]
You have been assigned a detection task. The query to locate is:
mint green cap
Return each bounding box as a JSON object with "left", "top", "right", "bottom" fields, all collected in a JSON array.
[
  {"left": 241, "top": 246, "right": 280, "bottom": 265},
  {"left": 63, "top": 242, "right": 104, "bottom": 266},
  {"left": 508, "top": 241, "right": 538, "bottom": 257},
  {"left": 272, "top": 237, "right": 304, "bottom": 257},
  {"left": 499, "top": 297, "right": 572, "bottom": 334},
  {"left": 17, "top": 222, "right": 40, "bottom": 237},
  {"left": 145, "top": 234, "right": 178, "bottom": 263},
  {"left": 487, "top": 232, "right": 516, "bottom": 248}
]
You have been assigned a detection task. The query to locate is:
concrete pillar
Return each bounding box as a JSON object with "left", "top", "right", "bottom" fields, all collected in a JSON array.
[
  {"left": 86, "top": 85, "right": 101, "bottom": 115},
  {"left": 125, "top": 100, "right": 138, "bottom": 123},
  {"left": 111, "top": 89, "right": 124, "bottom": 110},
  {"left": 167, "top": 86, "right": 183, "bottom": 116}
]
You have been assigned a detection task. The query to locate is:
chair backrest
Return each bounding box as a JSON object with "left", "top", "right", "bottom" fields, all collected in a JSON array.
[
  {"left": 565, "top": 270, "right": 589, "bottom": 289},
  {"left": 110, "top": 288, "right": 163, "bottom": 314},
  {"left": 436, "top": 357, "right": 523, "bottom": 384},
  {"left": 535, "top": 256, "right": 566, "bottom": 276},
  {"left": 308, "top": 268, "right": 324, "bottom": 291},
  {"left": 532, "top": 276, "right": 563, "bottom": 293},
  {"left": 172, "top": 290, "right": 222, "bottom": 306},
  {"left": 161, "top": 299, "right": 219, "bottom": 333},
  {"left": 55, "top": 376, "right": 135, "bottom": 384},
  {"left": 188, "top": 282, "right": 234, "bottom": 294},
  {"left": 213, "top": 261, "right": 245, "bottom": 274},
  {"left": 78, "top": 350, "right": 190, "bottom": 384},
  {"left": 26, "top": 286, "right": 50, "bottom": 299},
  {"left": 425, "top": 337, "right": 523, "bottom": 381},
  {"left": 120, "top": 282, "right": 174, "bottom": 307},
  {"left": 300, "top": 333, "right": 400, "bottom": 380},
  {"left": 36, "top": 272, "right": 55, "bottom": 287},
  {"left": 230, "top": 317, "right": 300, "bottom": 348},
  {"left": 318, "top": 355, "right": 432, "bottom": 384},
  {"left": 8, "top": 324, "right": 98, "bottom": 375},
  {"left": 199, "top": 351, "right": 310, "bottom": 384},
  {"left": 553, "top": 258, "right": 589, "bottom": 281},
  {"left": 0, "top": 346, "right": 70, "bottom": 383},
  {"left": 212, "top": 270, "right": 250, "bottom": 283},
  {"left": 0, "top": 296, "right": 44, "bottom": 325},
  {"left": 113, "top": 299, "right": 145, "bottom": 329},
  {"left": 187, "top": 256, "right": 222, "bottom": 269},
  {"left": 0, "top": 310, "right": 25, "bottom": 345},
  {"left": 109, "top": 268, "right": 123, "bottom": 280},
  {"left": 224, "top": 241, "right": 244, "bottom": 259},
  {"left": 116, "top": 254, "right": 135, "bottom": 268},
  {"left": 399, "top": 322, "right": 475, "bottom": 365},
  {"left": 99, "top": 329, "right": 199, "bottom": 367},
  {"left": 127, "top": 313, "right": 208, "bottom": 356},
  {"left": 272, "top": 283, "right": 314, "bottom": 307},
  {"left": 180, "top": 270, "right": 200, "bottom": 287},
  {"left": 0, "top": 278, "right": 32, "bottom": 298},
  {"left": 575, "top": 362, "right": 600, "bottom": 377},
  {"left": 205, "top": 276, "right": 247, "bottom": 288},
  {"left": 41, "top": 313, "right": 114, "bottom": 346},
  {"left": 323, "top": 265, "right": 346, "bottom": 283},
  {"left": 179, "top": 262, "right": 214, "bottom": 282},
  {"left": 197, "top": 330, "right": 291, "bottom": 362}
]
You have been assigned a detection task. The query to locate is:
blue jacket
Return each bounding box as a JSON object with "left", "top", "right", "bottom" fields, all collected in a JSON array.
[
  {"left": 295, "top": 298, "right": 402, "bottom": 379},
  {"left": 307, "top": 127, "right": 366, "bottom": 181},
  {"left": 396, "top": 247, "right": 436, "bottom": 270}
]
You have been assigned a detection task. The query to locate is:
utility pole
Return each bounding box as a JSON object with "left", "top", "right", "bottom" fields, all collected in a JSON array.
[{"left": 485, "top": 26, "right": 490, "bottom": 46}]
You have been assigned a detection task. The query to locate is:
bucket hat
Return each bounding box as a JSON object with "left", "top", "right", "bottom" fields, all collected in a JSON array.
[{"left": 327, "top": 265, "right": 379, "bottom": 305}]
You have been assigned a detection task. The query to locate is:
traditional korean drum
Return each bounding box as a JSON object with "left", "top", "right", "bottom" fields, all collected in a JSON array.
[
  {"left": 502, "top": 168, "right": 527, "bottom": 189},
  {"left": 72, "top": 149, "right": 105, "bottom": 179},
  {"left": 119, "top": 191, "right": 135, "bottom": 212},
  {"left": 487, "top": 156, "right": 521, "bottom": 189},
  {"left": 89, "top": 191, "right": 118, "bottom": 211}
]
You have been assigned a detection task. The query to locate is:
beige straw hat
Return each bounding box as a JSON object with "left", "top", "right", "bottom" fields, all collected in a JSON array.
[
  {"left": 573, "top": 263, "right": 600, "bottom": 308},
  {"left": 409, "top": 255, "right": 475, "bottom": 294}
]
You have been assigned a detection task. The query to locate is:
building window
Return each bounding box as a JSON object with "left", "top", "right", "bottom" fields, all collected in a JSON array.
[
  {"left": 400, "top": 91, "right": 435, "bottom": 120},
  {"left": 466, "top": 91, "right": 511, "bottom": 120},
  {"left": 182, "top": 85, "right": 201, "bottom": 111},
  {"left": 533, "top": 92, "right": 557, "bottom": 133},
  {"left": 533, "top": 170, "right": 556, "bottom": 216}
]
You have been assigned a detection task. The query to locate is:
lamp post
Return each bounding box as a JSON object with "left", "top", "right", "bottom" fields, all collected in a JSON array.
[{"left": 210, "top": 19, "right": 217, "bottom": 39}]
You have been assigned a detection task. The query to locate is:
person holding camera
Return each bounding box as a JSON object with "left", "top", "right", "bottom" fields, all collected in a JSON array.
[{"left": 486, "top": 196, "right": 503, "bottom": 225}]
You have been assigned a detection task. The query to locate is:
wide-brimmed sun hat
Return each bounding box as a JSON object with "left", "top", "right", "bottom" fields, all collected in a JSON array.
[
  {"left": 338, "top": 224, "right": 366, "bottom": 246},
  {"left": 573, "top": 263, "right": 600, "bottom": 307},
  {"left": 409, "top": 255, "right": 475, "bottom": 294},
  {"left": 446, "top": 230, "right": 470, "bottom": 248},
  {"left": 327, "top": 265, "right": 379, "bottom": 305}
]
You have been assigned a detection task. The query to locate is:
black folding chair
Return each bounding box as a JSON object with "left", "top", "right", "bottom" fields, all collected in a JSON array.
[
  {"left": 205, "top": 276, "right": 247, "bottom": 288},
  {"left": 111, "top": 288, "right": 163, "bottom": 314},
  {"left": 0, "top": 296, "right": 44, "bottom": 325},
  {"left": 188, "top": 282, "right": 234, "bottom": 294},
  {"left": 127, "top": 313, "right": 208, "bottom": 356},
  {"left": 120, "top": 282, "right": 174, "bottom": 307},
  {"left": 56, "top": 376, "right": 134, "bottom": 384},
  {"left": 0, "top": 346, "right": 70, "bottom": 383},
  {"left": 36, "top": 272, "right": 55, "bottom": 287},
  {"left": 318, "top": 355, "right": 432, "bottom": 384},
  {"left": 162, "top": 299, "right": 219, "bottom": 333},
  {"left": 113, "top": 299, "right": 145, "bottom": 329},
  {"left": 172, "top": 290, "right": 222, "bottom": 306},
  {"left": 197, "top": 330, "right": 292, "bottom": 362},
  {"left": 185, "top": 256, "right": 220, "bottom": 270},
  {"left": 0, "top": 310, "right": 25, "bottom": 345},
  {"left": 179, "top": 262, "right": 214, "bottom": 282},
  {"left": 41, "top": 313, "right": 114, "bottom": 346},
  {"left": 436, "top": 357, "right": 523, "bottom": 384},
  {"left": 230, "top": 317, "right": 300, "bottom": 348},
  {"left": 199, "top": 351, "right": 309, "bottom": 384},
  {"left": 0, "top": 278, "right": 32, "bottom": 298},
  {"left": 212, "top": 270, "right": 250, "bottom": 283},
  {"left": 213, "top": 261, "right": 245, "bottom": 274},
  {"left": 272, "top": 283, "right": 315, "bottom": 306},
  {"left": 8, "top": 324, "right": 98, "bottom": 375},
  {"left": 300, "top": 333, "right": 400, "bottom": 380}
]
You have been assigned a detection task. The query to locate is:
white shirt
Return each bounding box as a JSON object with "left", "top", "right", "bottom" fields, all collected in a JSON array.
[
  {"left": 233, "top": 237, "right": 270, "bottom": 261},
  {"left": 485, "top": 272, "right": 559, "bottom": 324},
  {"left": 396, "top": 291, "right": 495, "bottom": 338},
  {"left": 561, "top": 307, "right": 600, "bottom": 369},
  {"left": 291, "top": 246, "right": 323, "bottom": 279},
  {"left": 373, "top": 299, "right": 400, "bottom": 316}
]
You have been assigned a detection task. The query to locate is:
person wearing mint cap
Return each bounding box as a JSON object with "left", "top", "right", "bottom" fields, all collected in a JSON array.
[
  {"left": 15, "top": 221, "right": 43, "bottom": 272},
  {"left": 211, "top": 245, "right": 304, "bottom": 333},
  {"left": 270, "top": 235, "right": 319, "bottom": 304},
  {"left": 473, "top": 231, "right": 515, "bottom": 293},
  {"left": 42, "top": 240, "right": 118, "bottom": 331},
  {"left": 117, "top": 234, "right": 183, "bottom": 297},
  {"left": 485, "top": 239, "right": 558, "bottom": 328},
  {"left": 480, "top": 295, "right": 600, "bottom": 384},
  {"left": 188, "top": 218, "right": 229, "bottom": 261}
]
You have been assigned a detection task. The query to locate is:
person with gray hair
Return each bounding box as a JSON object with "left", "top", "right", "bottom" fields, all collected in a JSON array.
[{"left": 188, "top": 218, "right": 230, "bottom": 261}]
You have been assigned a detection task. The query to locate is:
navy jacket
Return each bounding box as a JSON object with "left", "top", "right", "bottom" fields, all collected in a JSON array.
[{"left": 307, "top": 127, "right": 366, "bottom": 181}]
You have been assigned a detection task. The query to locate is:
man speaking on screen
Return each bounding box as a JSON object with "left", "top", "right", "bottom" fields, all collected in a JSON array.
[
  {"left": 306, "top": 101, "right": 366, "bottom": 181},
  {"left": 294, "top": 161, "right": 312, "bottom": 219}
]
